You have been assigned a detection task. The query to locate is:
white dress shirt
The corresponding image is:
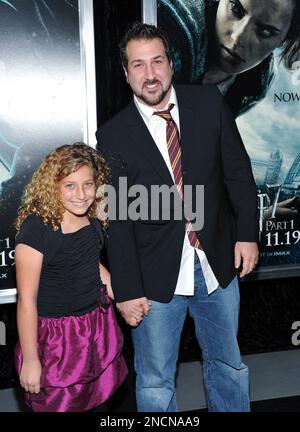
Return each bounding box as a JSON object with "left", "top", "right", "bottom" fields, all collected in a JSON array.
[{"left": 134, "top": 86, "right": 219, "bottom": 295}]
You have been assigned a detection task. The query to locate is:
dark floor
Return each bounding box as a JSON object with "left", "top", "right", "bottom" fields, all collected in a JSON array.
[{"left": 251, "top": 395, "right": 300, "bottom": 412}]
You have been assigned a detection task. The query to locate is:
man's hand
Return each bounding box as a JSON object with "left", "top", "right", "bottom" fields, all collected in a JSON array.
[
  {"left": 235, "top": 242, "right": 259, "bottom": 278},
  {"left": 116, "top": 297, "right": 151, "bottom": 327}
]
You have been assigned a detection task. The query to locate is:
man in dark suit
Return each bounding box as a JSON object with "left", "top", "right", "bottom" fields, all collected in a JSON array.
[{"left": 96, "top": 22, "right": 259, "bottom": 412}]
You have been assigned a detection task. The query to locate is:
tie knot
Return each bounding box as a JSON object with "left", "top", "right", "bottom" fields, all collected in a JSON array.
[{"left": 153, "top": 103, "right": 175, "bottom": 121}]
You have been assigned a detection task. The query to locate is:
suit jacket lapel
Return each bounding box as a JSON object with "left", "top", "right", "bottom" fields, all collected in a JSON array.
[{"left": 126, "top": 101, "right": 174, "bottom": 187}]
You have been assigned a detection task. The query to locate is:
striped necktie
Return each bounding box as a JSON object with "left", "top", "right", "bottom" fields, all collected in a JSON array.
[{"left": 154, "top": 103, "right": 201, "bottom": 249}]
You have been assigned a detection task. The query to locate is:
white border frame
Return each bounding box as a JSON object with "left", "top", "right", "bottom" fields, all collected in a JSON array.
[
  {"left": 79, "top": 0, "right": 97, "bottom": 148},
  {"left": 0, "top": 289, "right": 17, "bottom": 304},
  {"left": 142, "top": 0, "right": 157, "bottom": 25}
]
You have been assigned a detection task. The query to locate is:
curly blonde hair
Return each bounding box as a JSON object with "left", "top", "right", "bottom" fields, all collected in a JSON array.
[{"left": 15, "top": 143, "right": 110, "bottom": 231}]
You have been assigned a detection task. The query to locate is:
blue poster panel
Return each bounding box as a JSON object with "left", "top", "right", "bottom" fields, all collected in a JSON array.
[
  {"left": 157, "top": 0, "right": 300, "bottom": 279},
  {"left": 0, "top": 0, "right": 86, "bottom": 290}
]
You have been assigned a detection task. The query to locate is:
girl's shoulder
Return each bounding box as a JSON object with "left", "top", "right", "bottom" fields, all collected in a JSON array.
[
  {"left": 16, "top": 214, "right": 62, "bottom": 261},
  {"left": 17, "top": 214, "right": 48, "bottom": 239},
  {"left": 15, "top": 214, "right": 48, "bottom": 255},
  {"left": 20, "top": 213, "right": 46, "bottom": 229}
]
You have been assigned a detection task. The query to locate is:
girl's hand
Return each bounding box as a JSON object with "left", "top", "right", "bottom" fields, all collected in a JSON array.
[
  {"left": 20, "top": 359, "right": 42, "bottom": 394},
  {"left": 129, "top": 303, "right": 148, "bottom": 326}
]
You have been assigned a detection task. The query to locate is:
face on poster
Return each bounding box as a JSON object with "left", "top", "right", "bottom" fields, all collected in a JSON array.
[
  {"left": 0, "top": 0, "right": 84, "bottom": 288},
  {"left": 158, "top": 0, "right": 300, "bottom": 277}
]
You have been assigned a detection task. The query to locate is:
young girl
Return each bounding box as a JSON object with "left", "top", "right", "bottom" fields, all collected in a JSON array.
[{"left": 14, "top": 143, "right": 128, "bottom": 412}]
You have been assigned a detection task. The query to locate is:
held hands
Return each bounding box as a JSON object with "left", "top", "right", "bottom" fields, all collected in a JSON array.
[
  {"left": 19, "top": 359, "right": 42, "bottom": 394},
  {"left": 235, "top": 242, "right": 259, "bottom": 278},
  {"left": 116, "top": 297, "right": 152, "bottom": 327}
]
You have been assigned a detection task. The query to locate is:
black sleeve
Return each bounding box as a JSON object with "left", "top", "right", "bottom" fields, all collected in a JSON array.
[
  {"left": 15, "top": 215, "right": 46, "bottom": 255},
  {"left": 218, "top": 88, "right": 259, "bottom": 242}
]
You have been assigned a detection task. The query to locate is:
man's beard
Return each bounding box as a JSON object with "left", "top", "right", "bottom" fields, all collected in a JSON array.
[{"left": 136, "top": 80, "right": 172, "bottom": 107}]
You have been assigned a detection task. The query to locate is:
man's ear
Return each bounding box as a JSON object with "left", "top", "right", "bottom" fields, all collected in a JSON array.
[
  {"left": 170, "top": 60, "right": 174, "bottom": 75},
  {"left": 123, "top": 66, "right": 129, "bottom": 83}
]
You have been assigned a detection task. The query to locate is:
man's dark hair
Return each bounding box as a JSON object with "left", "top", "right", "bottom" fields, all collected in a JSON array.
[{"left": 120, "top": 22, "right": 171, "bottom": 69}]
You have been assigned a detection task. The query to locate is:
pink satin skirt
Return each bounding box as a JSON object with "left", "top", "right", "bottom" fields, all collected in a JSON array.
[{"left": 15, "top": 304, "right": 128, "bottom": 412}]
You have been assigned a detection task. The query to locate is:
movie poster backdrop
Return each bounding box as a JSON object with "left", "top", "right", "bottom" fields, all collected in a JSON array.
[
  {"left": 0, "top": 0, "right": 95, "bottom": 293},
  {"left": 157, "top": 0, "right": 300, "bottom": 279}
]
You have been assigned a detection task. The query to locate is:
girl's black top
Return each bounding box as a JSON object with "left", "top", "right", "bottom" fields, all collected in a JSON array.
[{"left": 16, "top": 214, "right": 104, "bottom": 318}]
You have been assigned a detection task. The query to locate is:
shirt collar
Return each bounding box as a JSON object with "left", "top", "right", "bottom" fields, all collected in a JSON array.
[{"left": 134, "top": 86, "right": 178, "bottom": 123}]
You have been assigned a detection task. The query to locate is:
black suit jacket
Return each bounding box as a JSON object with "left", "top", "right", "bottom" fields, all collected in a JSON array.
[{"left": 96, "top": 85, "right": 258, "bottom": 302}]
